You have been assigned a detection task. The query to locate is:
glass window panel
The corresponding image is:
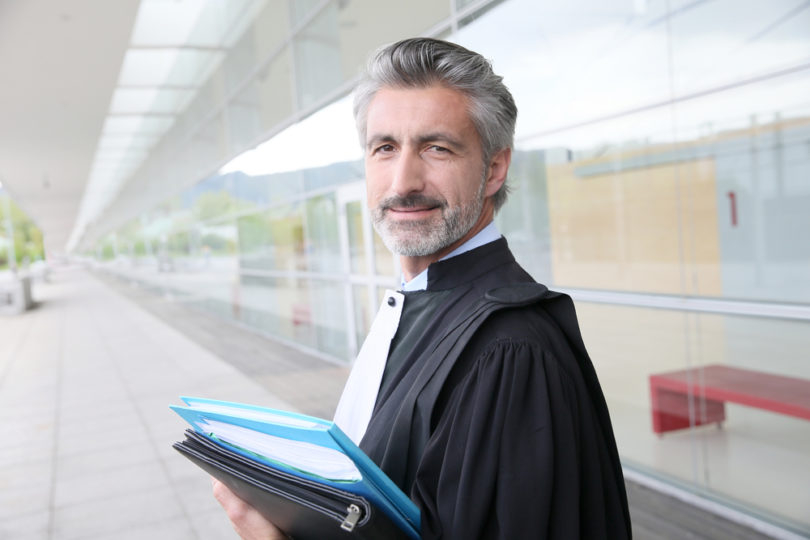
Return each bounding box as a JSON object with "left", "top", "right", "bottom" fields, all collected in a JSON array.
[
  {"left": 189, "top": 0, "right": 258, "bottom": 47},
  {"left": 456, "top": 0, "right": 671, "bottom": 143},
  {"left": 237, "top": 212, "right": 273, "bottom": 271},
  {"left": 576, "top": 302, "right": 810, "bottom": 531},
  {"left": 132, "top": 0, "right": 207, "bottom": 46},
  {"left": 304, "top": 194, "right": 339, "bottom": 273},
  {"left": 346, "top": 200, "right": 366, "bottom": 274},
  {"left": 230, "top": 169, "right": 305, "bottom": 210},
  {"left": 223, "top": 28, "right": 257, "bottom": 95},
  {"left": 288, "top": 279, "right": 316, "bottom": 348},
  {"left": 455, "top": 0, "right": 479, "bottom": 9},
  {"left": 302, "top": 160, "right": 364, "bottom": 192},
  {"left": 289, "top": 0, "right": 324, "bottom": 27},
  {"left": 121, "top": 48, "right": 223, "bottom": 88},
  {"left": 668, "top": 4, "right": 810, "bottom": 526},
  {"left": 237, "top": 204, "right": 305, "bottom": 271},
  {"left": 336, "top": 0, "right": 451, "bottom": 82},
  {"left": 227, "top": 82, "right": 262, "bottom": 153},
  {"left": 542, "top": 148, "right": 719, "bottom": 296},
  {"left": 376, "top": 286, "right": 389, "bottom": 305},
  {"left": 293, "top": 3, "right": 342, "bottom": 110},
  {"left": 222, "top": 93, "right": 360, "bottom": 177},
  {"left": 166, "top": 230, "right": 191, "bottom": 257},
  {"left": 311, "top": 278, "right": 349, "bottom": 359},
  {"left": 132, "top": 0, "right": 264, "bottom": 47},
  {"left": 267, "top": 169, "right": 306, "bottom": 202},
  {"left": 372, "top": 227, "right": 394, "bottom": 278},
  {"left": 252, "top": 47, "right": 293, "bottom": 139},
  {"left": 676, "top": 85, "right": 810, "bottom": 306},
  {"left": 270, "top": 203, "right": 306, "bottom": 272},
  {"left": 110, "top": 89, "right": 160, "bottom": 113},
  {"left": 237, "top": 274, "right": 347, "bottom": 360},
  {"left": 496, "top": 149, "right": 552, "bottom": 284},
  {"left": 237, "top": 274, "right": 308, "bottom": 344},
  {"left": 190, "top": 185, "right": 243, "bottom": 224},
  {"left": 153, "top": 88, "right": 196, "bottom": 113},
  {"left": 185, "top": 65, "right": 226, "bottom": 121},
  {"left": 191, "top": 112, "right": 228, "bottom": 171},
  {"left": 668, "top": 0, "right": 810, "bottom": 94},
  {"left": 136, "top": 116, "right": 176, "bottom": 136},
  {"left": 98, "top": 133, "right": 161, "bottom": 151},
  {"left": 452, "top": 0, "right": 810, "bottom": 531},
  {"left": 352, "top": 284, "right": 371, "bottom": 352},
  {"left": 95, "top": 147, "right": 148, "bottom": 162},
  {"left": 119, "top": 49, "right": 178, "bottom": 86},
  {"left": 103, "top": 116, "right": 144, "bottom": 134},
  {"left": 253, "top": 1, "right": 289, "bottom": 58}
]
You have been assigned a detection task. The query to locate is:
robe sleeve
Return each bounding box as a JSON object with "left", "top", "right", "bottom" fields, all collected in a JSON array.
[{"left": 411, "top": 338, "right": 625, "bottom": 539}]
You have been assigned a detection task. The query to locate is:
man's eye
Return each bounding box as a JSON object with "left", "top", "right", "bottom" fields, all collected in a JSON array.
[
  {"left": 429, "top": 145, "right": 449, "bottom": 153},
  {"left": 374, "top": 144, "right": 395, "bottom": 154}
]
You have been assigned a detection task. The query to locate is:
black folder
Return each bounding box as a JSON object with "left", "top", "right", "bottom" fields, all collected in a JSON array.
[{"left": 174, "top": 429, "right": 412, "bottom": 540}]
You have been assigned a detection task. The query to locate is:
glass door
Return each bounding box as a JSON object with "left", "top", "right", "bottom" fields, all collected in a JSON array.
[{"left": 337, "top": 181, "right": 399, "bottom": 359}]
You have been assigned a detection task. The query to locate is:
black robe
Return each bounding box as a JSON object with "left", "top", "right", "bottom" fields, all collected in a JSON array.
[{"left": 359, "top": 238, "right": 631, "bottom": 539}]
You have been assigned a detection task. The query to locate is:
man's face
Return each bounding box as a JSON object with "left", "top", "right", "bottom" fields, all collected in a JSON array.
[{"left": 363, "top": 85, "right": 490, "bottom": 257}]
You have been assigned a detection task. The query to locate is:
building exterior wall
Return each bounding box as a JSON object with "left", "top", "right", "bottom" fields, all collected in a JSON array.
[{"left": 94, "top": 0, "right": 810, "bottom": 534}]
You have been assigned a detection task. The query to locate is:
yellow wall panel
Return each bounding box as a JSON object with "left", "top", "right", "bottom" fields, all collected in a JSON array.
[{"left": 547, "top": 156, "right": 722, "bottom": 295}]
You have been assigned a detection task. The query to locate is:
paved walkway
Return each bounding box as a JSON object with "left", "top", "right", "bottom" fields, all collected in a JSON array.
[{"left": 0, "top": 267, "right": 299, "bottom": 540}]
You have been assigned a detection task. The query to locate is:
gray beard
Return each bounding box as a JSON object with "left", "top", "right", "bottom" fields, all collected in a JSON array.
[{"left": 371, "top": 176, "right": 486, "bottom": 257}]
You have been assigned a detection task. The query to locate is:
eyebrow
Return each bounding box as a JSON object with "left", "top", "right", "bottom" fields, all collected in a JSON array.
[
  {"left": 418, "top": 132, "right": 467, "bottom": 150},
  {"left": 366, "top": 132, "right": 467, "bottom": 151},
  {"left": 366, "top": 134, "right": 395, "bottom": 151}
]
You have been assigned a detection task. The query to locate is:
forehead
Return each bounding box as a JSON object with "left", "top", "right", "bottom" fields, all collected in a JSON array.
[{"left": 365, "top": 85, "right": 476, "bottom": 139}]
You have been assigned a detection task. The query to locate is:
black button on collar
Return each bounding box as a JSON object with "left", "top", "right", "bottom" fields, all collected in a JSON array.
[{"left": 387, "top": 296, "right": 396, "bottom": 307}]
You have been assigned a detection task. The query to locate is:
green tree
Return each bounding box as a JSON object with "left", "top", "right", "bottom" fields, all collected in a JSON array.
[
  {"left": 0, "top": 194, "right": 46, "bottom": 269},
  {"left": 193, "top": 191, "right": 237, "bottom": 222}
]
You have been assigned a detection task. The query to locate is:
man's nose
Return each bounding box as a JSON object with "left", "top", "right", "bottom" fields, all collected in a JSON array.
[{"left": 390, "top": 151, "right": 425, "bottom": 197}]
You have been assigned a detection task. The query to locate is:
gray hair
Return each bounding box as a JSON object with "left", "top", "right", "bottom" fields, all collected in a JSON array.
[{"left": 353, "top": 37, "right": 517, "bottom": 211}]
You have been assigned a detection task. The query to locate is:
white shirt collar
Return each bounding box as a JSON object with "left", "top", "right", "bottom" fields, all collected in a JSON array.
[{"left": 400, "top": 222, "right": 501, "bottom": 291}]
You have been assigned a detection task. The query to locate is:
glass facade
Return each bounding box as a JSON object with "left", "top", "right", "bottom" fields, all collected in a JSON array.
[{"left": 93, "top": 0, "right": 810, "bottom": 534}]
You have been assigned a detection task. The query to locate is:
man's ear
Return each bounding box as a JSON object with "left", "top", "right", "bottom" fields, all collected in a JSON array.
[{"left": 484, "top": 148, "right": 512, "bottom": 197}]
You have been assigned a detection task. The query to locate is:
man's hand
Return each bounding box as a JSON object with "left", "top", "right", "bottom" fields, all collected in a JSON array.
[{"left": 212, "top": 478, "right": 288, "bottom": 540}]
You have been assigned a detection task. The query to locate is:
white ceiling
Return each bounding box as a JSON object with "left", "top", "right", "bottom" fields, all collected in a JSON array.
[{"left": 0, "top": 0, "right": 141, "bottom": 255}]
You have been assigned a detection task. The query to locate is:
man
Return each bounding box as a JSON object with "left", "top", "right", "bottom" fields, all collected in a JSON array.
[{"left": 214, "top": 37, "right": 632, "bottom": 539}]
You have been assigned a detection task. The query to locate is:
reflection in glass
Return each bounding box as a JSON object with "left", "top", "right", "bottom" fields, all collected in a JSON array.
[
  {"left": 310, "top": 278, "right": 348, "bottom": 359},
  {"left": 453, "top": 0, "right": 810, "bottom": 530},
  {"left": 254, "top": 49, "right": 295, "bottom": 135},
  {"left": 227, "top": 79, "right": 262, "bottom": 152},
  {"left": 352, "top": 284, "right": 370, "bottom": 355},
  {"left": 335, "top": 0, "right": 451, "bottom": 78},
  {"left": 293, "top": 2, "right": 342, "bottom": 110},
  {"left": 372, "top": 227, "right": 394, "bottom": 278},
  {"left": 237, "top": 212, "right": 274, "bottom": 271},
  {"left": 289, "top": 0, "right": 323, "bottom": 27},
  {"left": 496, "top": 149, "right": 552, "bottom": 285},
  {"left": 304, "top": 194, "right": 340, "bottom": 273},
  {"left": 346, "top": 200, "right": 366, "bottom": 274}
]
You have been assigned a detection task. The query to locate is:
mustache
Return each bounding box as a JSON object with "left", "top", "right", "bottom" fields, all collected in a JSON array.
[{"left": 378, "top": 194, "right": 446, "bottom": 211}]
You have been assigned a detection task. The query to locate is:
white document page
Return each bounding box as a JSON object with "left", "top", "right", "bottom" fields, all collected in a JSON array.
[
  {"left": 199, "top": 419, "right": 362, "bottom": 482},
  {"left": 189, "top": 402, "right": 324, "bottom": 429}
]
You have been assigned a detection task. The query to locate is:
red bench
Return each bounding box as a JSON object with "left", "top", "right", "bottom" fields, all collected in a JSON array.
[{"left": 649, "top": 364, "right": 810, "bottom": 434}]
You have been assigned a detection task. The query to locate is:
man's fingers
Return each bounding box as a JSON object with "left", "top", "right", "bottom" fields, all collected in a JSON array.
[
  {"left": 211, "top": 478, "right": 288, "bottom": 540},
  {"left": 212, "top": 478, "right": 231, "bottom": 506},
  {"left": 212, "top": 479, "right": 249, "bottom": 521}
]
